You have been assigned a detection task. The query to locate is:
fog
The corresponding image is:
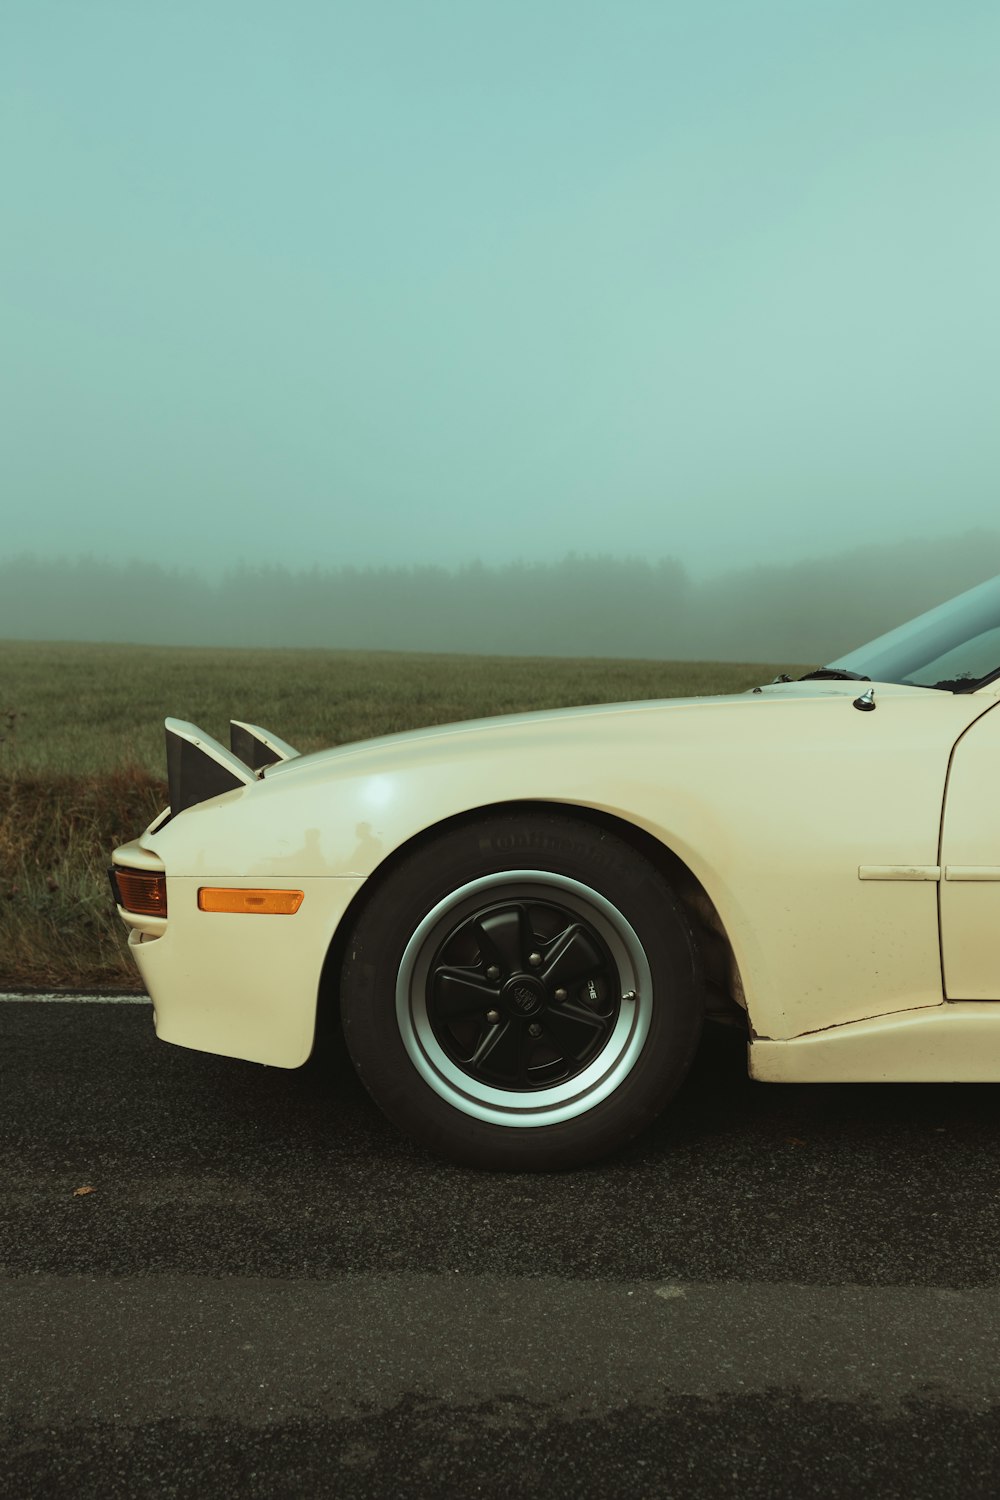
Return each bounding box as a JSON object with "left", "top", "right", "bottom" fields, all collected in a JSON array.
[
  {"left": 2, "top": 4, "right": 998, "bottom": 609},
  {"left": 1, "top": 532, "right": 996, "bottom": 663}
]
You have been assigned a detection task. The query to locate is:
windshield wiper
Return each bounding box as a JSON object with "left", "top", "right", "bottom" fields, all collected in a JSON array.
[
  {"left": 798, "top": 668, "right": 871, "bottom": 682},
  {"left": 926, "top": 677, "right": 979, "bottom": 693}
]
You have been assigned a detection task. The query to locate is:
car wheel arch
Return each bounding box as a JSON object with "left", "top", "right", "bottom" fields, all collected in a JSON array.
[{"left": 317, "top": 798, "right": 747, "bottom": 1036}]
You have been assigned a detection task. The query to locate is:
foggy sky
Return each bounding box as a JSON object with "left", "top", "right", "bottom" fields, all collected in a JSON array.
[{"left": 3, "top": 1, "right": 998, "bottom": 582}]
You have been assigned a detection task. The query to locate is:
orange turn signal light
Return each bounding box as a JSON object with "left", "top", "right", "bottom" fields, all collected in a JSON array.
[
  {"left": 197, "top": 888, "right": 304, "bottom": 915},
  {"left": 113, "top": 868, "right": 168, "bottom": 917}
]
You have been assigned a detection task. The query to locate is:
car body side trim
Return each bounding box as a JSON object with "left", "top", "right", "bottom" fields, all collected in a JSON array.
[{"left": 750, "top": 1001, "right": 1000, "bottom": 1082}]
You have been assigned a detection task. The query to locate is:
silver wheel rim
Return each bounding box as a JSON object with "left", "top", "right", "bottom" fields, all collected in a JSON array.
[{"left": 395, "top": 870, "right": 653, "bottom": 1127}]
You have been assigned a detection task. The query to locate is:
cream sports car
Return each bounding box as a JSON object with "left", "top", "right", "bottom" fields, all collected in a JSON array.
[{"left": 111, "top": 576, "right": 1000, "bottom": 1169}]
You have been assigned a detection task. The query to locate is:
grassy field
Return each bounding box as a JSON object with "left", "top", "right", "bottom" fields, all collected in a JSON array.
[
  {"left": 1, "top": 640, "right": 799, "bottom": 774},
  {"left": 0, "top": 640, "right": 802, "bottom": 989}
]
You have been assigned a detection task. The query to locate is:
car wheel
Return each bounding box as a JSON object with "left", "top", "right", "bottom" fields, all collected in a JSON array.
[{"left": 339, "top": 813, "right": 703, "bottom": 1169}]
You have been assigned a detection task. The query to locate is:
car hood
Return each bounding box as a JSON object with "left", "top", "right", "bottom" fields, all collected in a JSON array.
[{"left": 260, "top": 678, "right": 930, "bottom": 785}]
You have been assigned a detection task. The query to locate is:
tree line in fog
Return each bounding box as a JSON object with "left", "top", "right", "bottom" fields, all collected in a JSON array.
[{"left": 0, "top": 531, "right": 996, "bottom": 663}]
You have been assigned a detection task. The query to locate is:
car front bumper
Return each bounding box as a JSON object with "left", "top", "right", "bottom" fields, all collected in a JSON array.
[{"left": 121, "top": 873, "right": 367, "bottom": 1068}]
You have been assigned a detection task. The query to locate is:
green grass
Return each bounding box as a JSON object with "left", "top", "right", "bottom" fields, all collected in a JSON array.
[
  {"left": 0, "top": 640, "right": 803, "bottom": 989},
  {"left": 0, "top": 640, "right": 800, "bottom": 775}
]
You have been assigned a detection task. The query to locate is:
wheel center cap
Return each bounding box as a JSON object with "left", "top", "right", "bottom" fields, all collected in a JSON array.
[{"left": 502, "top": 974, "right": 545, "bottom": 1018}]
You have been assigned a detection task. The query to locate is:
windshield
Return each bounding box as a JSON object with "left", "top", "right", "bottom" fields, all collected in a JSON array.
[{"left": 824, "top": 574, "right": 1000, "bottom": 691}]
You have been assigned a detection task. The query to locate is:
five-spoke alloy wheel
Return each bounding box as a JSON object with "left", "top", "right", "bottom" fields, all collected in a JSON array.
[{"left": 341, "top": 814, "right": 704, "bottom": 1170}]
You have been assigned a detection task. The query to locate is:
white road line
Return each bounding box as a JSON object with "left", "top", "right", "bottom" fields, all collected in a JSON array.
[{"left": 0, "top": 992, "right": 151, "bottom": 1004}]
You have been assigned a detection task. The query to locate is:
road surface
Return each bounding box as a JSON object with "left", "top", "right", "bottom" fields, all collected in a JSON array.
[{"left": 3, "top": 997, "right": 1000, "bottom": 1496}]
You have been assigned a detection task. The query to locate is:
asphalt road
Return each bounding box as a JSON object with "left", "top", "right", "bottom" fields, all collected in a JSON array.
[{"left": 4, "top": 997, "right": 1000, "bottom": 1498}]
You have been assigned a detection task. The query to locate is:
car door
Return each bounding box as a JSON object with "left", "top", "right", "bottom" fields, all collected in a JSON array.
[{"left": 939, "top": 695, "right": 1000, "bottom": 999}]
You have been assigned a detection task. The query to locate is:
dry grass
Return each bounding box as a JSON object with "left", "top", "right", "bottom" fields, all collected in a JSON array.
[
  {"left": 0, "top": 641, "right": 803, "bottom": 990},
  {"left": 0, "top": 767, "right": 166, "bottom": 989}
]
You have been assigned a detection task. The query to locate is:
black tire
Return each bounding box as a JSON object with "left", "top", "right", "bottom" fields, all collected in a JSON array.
[{"left": 339, "top": 812, "right": 703, "bottom": 1170}]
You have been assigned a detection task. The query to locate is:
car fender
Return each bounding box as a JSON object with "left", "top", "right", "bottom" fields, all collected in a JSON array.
[{"left": 138, "top": 687, "right": 997, "bottom": 1043}]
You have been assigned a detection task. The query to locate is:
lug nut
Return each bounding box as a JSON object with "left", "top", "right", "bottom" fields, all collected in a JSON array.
[
  {"left": 528, "top": 951, "right": 543, "bottom": 967},
  {"left": 528, "top": 1023, "right": 542, "bottom": 1037},
  {"left": 485, "top": 965, "right": 500, "bottom": 981},
  {"left": 554, "top": 988, "right": 567, "bottom": 1002},
  {"left": 486, "top": 1009, "right": 501, "bottom": 1024}
]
